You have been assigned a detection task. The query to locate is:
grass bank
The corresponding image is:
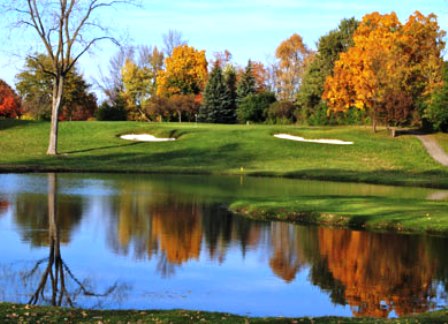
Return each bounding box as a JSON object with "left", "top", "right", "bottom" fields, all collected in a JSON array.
[
  {"left": 229, "top": 194, "right": 448, "bottom": 236},
  {"left": 0, "top": 303, "right": 447, "bottom": 323},
  {"left": 1, "top": 120, "right": 447, "bottom": 188}
]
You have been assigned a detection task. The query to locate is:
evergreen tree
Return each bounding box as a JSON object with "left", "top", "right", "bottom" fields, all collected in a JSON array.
[
  {"left": 200, "top": 63, "right": 233, "bottom": 123},
  {"left": 223, "top": 64, "right": 237, "bottom": 123},
  {"left": 236, "top": 60, "right": 256, "bottom": 103}
]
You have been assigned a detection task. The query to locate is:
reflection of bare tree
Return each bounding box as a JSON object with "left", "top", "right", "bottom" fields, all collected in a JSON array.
[{"left": 25, "top": 173, "right": 125, "bottom": 307}]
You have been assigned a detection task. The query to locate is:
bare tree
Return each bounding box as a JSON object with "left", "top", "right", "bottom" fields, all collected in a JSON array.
[
  {"left": 97, "top": 46, "right": 135, "bottom": 104},
  {"left": 6, "top": 1, "right": 133, "bottom": 155},
  {"left": 162, "top": 29, "right": 187, "bottom": 56}
]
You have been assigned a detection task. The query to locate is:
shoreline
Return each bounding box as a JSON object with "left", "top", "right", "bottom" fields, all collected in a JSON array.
[
  {"left": 1, "top": 166, "right": 447, "bottom": 190},
  {"left": 0, "top": 302, "right": 447, "bottom": 323},
  {"left": 230, "top": 205, "right": 448, "bottom": 237}
]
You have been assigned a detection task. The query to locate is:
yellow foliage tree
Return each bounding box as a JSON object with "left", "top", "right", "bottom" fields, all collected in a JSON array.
[
  {"left": 323, "top": 11, "right": 445, "bottom": 132},
  {"left": 121, "top": 58, "right": 153, "bottom": 120},
  {"left": 156, "top": 45, "right": 208, "bottom": 97}
]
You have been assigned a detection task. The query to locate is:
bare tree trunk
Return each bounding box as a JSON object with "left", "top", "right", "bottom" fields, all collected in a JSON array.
[{"left": 47, "top": 77, "right": 64, "bottom": 155}]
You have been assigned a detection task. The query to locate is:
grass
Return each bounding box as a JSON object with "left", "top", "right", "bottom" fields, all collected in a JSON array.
[
  {"left": 434, "top": 132, "right": 448, "bottom": 154},
  {"left": 0, "top": 303, "right": 447, "bottom": 323},
  {"left": 1, "top": 120, "right": 447, "bottom": 188},
  {"left": 229, "top": 194, "right": 448, "bottom": 235}
]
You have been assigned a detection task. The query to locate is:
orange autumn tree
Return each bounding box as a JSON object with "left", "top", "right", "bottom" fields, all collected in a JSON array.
[
  {"left": 0, "top": 80, "right": 21, "bottom": 118},
  {"left": 156, "top": 45, "right": 208, "bottom": 97},
  {"left": 323, "top": 11, "right": 445, "bottom": 132}
]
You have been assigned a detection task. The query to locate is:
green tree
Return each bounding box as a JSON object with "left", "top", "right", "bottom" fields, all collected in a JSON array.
[
  {"left": 96, "top": 96, "right": 127, "bottom": 121},
  {"left": 236, "top": 60, "right": 256, "bottom": 103},
  {"left": 200, "top": 63, "right": 236, "bottom": 123},
  {"left": 236, "top": 92, "right": 276, "bottom": 123},
  {"left": 223, "top": 64, "right": 237, "bottom": 123},
  {"left": 297, "top": 18, "right": 359, "bottom": 125},
  {"left": 267, "top": 100, "right": 297, "bottom": 124},
  {"left": 426, "top": 61, "right": 448, "bottom": 131},
  {"left": 16, "top": 54, "right": 97, "bottom": 121}
]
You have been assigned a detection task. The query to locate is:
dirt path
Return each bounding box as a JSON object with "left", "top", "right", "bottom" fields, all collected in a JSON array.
[{"left": 417, "top": 135, "right": 448, "bottom": 167}]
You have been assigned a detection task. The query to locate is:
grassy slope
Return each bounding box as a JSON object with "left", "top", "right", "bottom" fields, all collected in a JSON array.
[
  {"left": 0, "top": 303, "right": 447, "bottom": 323},
  {"left": 0, "top": 120, "right": 447, "bottom": 188}
]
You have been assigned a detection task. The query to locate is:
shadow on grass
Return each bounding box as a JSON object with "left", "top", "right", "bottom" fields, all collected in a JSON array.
[
  {"left": 0, "top": 119, "right": 36, "bottom": 131},
  {"left": 63, "top": 141, "right": 144, "bottom": 154},
  {"left": 6, "top": 143, "right": 253, "bottom": 173}
]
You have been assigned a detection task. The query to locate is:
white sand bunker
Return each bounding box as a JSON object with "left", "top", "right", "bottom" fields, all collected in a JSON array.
[
  {"left": 120, "top": 134, "right": 176, "bottom": 142},
  {"left": 274, "top": 134, "right": 353, "bottom": 145}
]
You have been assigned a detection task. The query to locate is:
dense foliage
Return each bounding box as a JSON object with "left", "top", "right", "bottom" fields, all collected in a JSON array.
[
  {"left": 3, "top": 11, "right": 445, "bottom": 130},
  {"left": 16, "top": 55, "right": 97, "bottom": 121},
  {"left": 0, "top": 80, "right": 21, "bottom": 118},
  {"left": 297, "top": 18, "right": 359, "bottom": 125},
  {"left": 323, "top": 11, "right": 445, "bottom": 131},
  {"left": 426, "top": 62, "right": 448, "bottom": 131},
  {"left": 236, "top": 92, "right": 276, "bottom": 123}
]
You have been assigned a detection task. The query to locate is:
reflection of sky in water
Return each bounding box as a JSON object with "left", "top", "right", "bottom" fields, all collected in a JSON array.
[{"left": 0, "top": 173, "right": 447, "bottom": 318}]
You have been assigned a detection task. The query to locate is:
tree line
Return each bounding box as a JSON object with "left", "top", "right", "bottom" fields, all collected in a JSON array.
[{"left": 1, "top": 10, "right": 446, "bottom": 133}]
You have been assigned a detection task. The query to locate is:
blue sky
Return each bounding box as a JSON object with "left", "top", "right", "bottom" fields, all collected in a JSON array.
[{"left": 0, "top": 0, "right": 446, "bottom": 98}]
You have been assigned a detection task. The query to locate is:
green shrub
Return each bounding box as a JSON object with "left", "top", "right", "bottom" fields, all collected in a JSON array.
[
  {"left": 267, "top": 100, "right": 296, "bottom": 124},
  {"left": 237, "top": 92, "right": 276, "bottom": 123},
  {"left": 96, "top": 101, "right": 127, "bottom": 121}
]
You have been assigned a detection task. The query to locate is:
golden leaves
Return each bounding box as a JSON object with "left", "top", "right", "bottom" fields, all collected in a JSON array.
[
  {"left": 323, "top": 11, "right": 444, "bottom": 127},
  {"left": 156, "top": 45, "right": 208, "bottom": 97}
]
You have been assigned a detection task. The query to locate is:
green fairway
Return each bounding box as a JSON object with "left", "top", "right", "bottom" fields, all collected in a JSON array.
[{"left": 0, "top": 120, "right": 447, "bottom": 188}]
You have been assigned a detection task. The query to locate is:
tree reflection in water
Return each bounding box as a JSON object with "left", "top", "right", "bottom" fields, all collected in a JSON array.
[
  {"left": 0, "top": 199, "right": 8, "bottom": 210},
  {"left": 108, "top": 187, "right": 448, "bottom": 317},
  {"left": 21, "top": 174, "right": 126, "bottom": 307},
  {"left": 317, "top": 228, "right": 438, "bottom": 317}
]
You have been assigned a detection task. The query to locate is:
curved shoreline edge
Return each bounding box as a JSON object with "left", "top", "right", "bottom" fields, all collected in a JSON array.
[
  {"left": 230, "top": 204, "right": 448, "bottom": 237},
  {"left": 0, "top": 167, "right": 447, "bottom": 190}
]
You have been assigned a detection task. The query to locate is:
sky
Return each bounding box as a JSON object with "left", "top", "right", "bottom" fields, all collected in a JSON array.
[{"left": 0, "top": 0, "right": 446, "bottom": 100}]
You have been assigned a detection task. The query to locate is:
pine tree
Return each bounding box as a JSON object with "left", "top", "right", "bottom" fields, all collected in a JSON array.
[
  {"left": 223, "top": 64, "right": 237, "bottom": 123},
  {"left": 236, "top": 60, "right": 256, "bottom": 103},
  {"left": 200, "top": 64, "right": 229, "bottom": 123}
]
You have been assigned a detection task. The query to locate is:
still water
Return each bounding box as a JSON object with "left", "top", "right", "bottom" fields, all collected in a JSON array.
[{"left": 0, "top": 173, "right": 447, "bottom": 318}]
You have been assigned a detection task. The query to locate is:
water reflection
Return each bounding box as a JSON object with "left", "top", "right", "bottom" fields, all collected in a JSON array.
[
  {"left": 1, "top": 173, "right": 448, "bottom": 317},
  {"left": 317, "top": 228, "right": 438, "bottom": 317},
  {"left": 14, "top": 174, "right": 126, "bottom": 307},
  {"left": 0, "top": 197, "right": 9, "bottom": 217}
]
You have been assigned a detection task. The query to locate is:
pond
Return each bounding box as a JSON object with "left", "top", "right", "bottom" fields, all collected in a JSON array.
[{"left": 0, "top": 173, "right": 447, "bottom": 318}]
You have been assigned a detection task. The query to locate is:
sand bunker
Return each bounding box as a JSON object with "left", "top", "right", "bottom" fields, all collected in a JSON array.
[
  {"left": 274, "top": 134, "right": 353, "bottom": 145},
  {"left": 120, "top": 134, "right": 176, "bottom": 142}
]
